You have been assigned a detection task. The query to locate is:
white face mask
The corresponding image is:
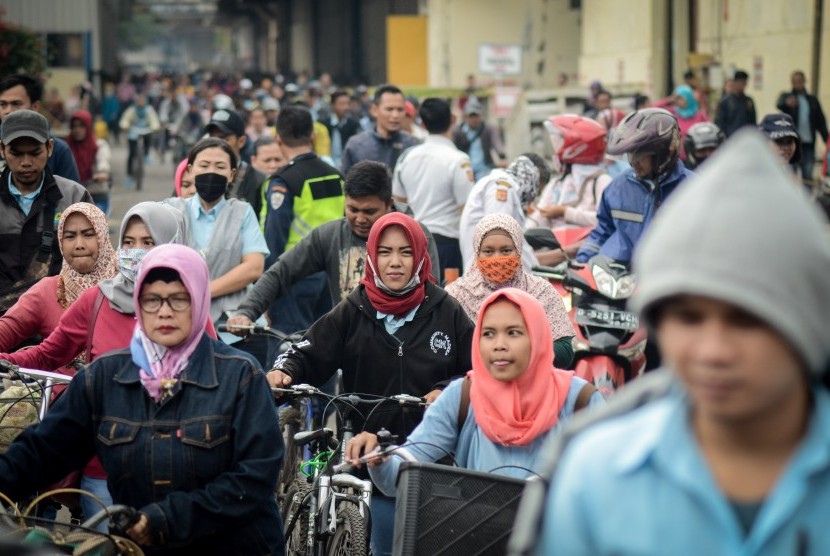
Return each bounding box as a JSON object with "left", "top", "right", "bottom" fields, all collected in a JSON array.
[
  {"left": 367, "top": 256, "right": 424, "bottom": 297},
  {"left": 117, "top": 248, "right": 150, "bottom": 282}
]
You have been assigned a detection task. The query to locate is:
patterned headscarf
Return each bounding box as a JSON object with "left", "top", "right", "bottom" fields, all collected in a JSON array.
[
  {"left": 445, "top": 213, "right": 574, "bottom": 343},
  {"left": 56, "top": 203, "right": 118, "bottom": 308},
  {"left": 505, "top": 156, "right": 541, "bottom": 208}
]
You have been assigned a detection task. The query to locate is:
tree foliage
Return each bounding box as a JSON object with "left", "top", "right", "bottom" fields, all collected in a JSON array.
[{"left": 0, "top": 7, "right": 46, "bottom": 76}]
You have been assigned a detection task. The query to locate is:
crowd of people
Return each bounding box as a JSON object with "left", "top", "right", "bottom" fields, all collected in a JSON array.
[{"left": 0, "top": 64, "right": 827, "bottom": 555}]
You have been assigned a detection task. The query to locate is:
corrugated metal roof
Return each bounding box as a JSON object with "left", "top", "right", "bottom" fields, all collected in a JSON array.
[{"left": 2, "top": 0, "right": 98, "bottom": 33}]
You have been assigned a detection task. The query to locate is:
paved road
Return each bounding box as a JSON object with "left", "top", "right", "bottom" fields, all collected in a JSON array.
[{"left": 107, "top": 140, "right": 180, "bottom": 235}]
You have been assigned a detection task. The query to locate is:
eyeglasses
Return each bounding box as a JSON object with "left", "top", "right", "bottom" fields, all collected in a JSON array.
[{"left": 139, "top": 294, "right": 191, "bottom": 313}]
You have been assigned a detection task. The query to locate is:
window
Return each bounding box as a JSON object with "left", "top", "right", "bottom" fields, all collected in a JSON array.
[{"left": 46, "top": 33, "right": 85, "bottom": 67}]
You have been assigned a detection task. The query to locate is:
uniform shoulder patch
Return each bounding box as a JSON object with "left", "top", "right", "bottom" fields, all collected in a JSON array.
[
  {"left": 495, "top": 189, "right": 508, "bottom": 202},
  {"left": 496, "top": 179, "right": 512, "bottom": 188}
]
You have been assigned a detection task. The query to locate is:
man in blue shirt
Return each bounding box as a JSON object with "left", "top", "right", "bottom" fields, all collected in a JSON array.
[
  {"left": 576, "top": 108, "right": 694, "bottom": 265},
  {"left": 451, "top": 97, "right": 507, "bottom": 181},
  {"left": 0, "top": 75, "right": 80, "bottom": 182},
  {"left": 0, "top": 109, "right": 90, "bottom": 315}
]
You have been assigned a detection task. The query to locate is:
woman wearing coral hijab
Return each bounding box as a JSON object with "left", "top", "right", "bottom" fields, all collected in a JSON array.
[{"left": 348, "top": 287, "right": 602, "bottom": 496}]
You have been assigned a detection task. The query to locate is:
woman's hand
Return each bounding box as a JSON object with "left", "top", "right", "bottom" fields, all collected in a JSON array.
[
  {"left": 126, "top": 513, "right": 152, "bottom": 546},
  {"left": 226, "top": 315, "right": 253, "bottom": 336},
  {"left": 267, "top": 370, "right": 293, "bottom": 388},
  {"left": 538, "top": 205, "right": 567, "bottom": 219},
  {"left": 346, "top": 432, "right": 385, "bottom": 468},
  {"left": 424, "top": 389, "right": 442, "bottom": 404}
]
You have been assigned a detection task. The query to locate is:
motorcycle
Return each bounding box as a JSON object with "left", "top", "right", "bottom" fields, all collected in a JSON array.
[{"left": 527, "top": 228, "right": 647, "bottom": 398}]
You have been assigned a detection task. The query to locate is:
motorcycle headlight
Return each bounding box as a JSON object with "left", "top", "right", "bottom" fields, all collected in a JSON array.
[
  {"left": 591, "top": 265, "right": 616, "bottom": 298},
  {"left": 591, "top": 265, "right": 637, "bottom": 299},
  {"left": 616, "top": 275, "right": 636, "bottom": 298}
]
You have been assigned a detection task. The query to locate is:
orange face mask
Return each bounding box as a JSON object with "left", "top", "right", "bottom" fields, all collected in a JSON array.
[{"left": 476, "top": 255, "right": 521, "bottom": 284}]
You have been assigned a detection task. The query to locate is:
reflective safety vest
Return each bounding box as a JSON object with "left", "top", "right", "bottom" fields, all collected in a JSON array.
[{"left": 264, "top": 153, "right": 345, "bottom": 252}]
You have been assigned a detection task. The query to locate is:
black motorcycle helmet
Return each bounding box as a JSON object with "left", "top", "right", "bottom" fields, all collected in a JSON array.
[{"left": 607, "top": 108, "right": 681, "bottom": 179}]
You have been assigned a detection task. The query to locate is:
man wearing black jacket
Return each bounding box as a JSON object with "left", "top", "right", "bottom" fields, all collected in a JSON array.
[
  {"left": 776, "top": 70, "right": 829, "bottom": 185},
  {"left": 0, "top": 110, "right": 91, "bottom": 314}
]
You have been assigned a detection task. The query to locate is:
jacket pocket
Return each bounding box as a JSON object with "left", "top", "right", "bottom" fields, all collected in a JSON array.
[
  {"left": 180, "top": 416, "right": 232, "bottom": 480},
  {"left": 96, "top": 419, "right": 140, "bottom": 446}
]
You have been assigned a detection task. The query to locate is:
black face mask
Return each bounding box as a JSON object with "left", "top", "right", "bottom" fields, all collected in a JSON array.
[{"left": 195, "top": 172, "right": 229, "bottom": 203}]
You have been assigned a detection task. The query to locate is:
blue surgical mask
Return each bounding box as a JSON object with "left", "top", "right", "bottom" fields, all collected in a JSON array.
[{"left": 118, "top": 248, "right": 150, "bottom": 282}]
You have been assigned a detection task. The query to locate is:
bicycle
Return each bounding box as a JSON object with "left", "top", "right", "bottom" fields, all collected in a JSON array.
[
  {"left": 0, "top": 492, "right": 142, "bottom": 556},
  {"left": 272, "top": 385, "right": 427, "bottom": 556},
  {"left": 0, "top": 362, "right": 73, "bottom": 447},
  {"left": 127, "top": 129, "right": 155, "bottom": 191}
]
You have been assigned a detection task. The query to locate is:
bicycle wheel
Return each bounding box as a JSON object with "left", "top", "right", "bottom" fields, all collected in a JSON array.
[
  {"left": 134, "top": 142, "right": 144, "bottom": 191},
  {"left": 283, "top": 476, "right": 312, "bottom": 556},
  {"left": 277, "top": 405, "right": 304, "bottom": 514},
  {"left": 325, "top": 505, "right": 369, "bottom": 556}
]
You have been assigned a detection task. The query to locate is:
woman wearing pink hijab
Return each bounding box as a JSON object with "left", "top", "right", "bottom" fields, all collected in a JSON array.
[
  {"left": 173, "top": 158, "right": 195, "bottom": 199},
  {"left": 0, "top": 244, "right": 284, "bottom": 554},
  {"left": 348, "top": 287, "right": 603, "bottom": 496}
]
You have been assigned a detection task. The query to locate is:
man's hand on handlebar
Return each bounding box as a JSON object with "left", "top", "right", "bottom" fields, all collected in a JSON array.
[
  {"left": 225, "top": 315, "right": 254, "bottom": 336},
  {"left": 346, "top": 432, "right": 386, "bottom": 469},
  {"left": 267, "top": 369, "right": 293, "bottom": 388}
]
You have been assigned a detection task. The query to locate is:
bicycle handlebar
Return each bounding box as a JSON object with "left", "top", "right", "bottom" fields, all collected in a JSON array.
[
  {"left": 272, "top": 384, "right": 426, "bottom": 408},
  {"left": 81, "top": 504, "right": 140, "bottom": 533},
  {"left": 218, "top": 323, "right": 290, "bottom": 341},
  {"left": 0, "top": 361, "right": 73, "bottom": 385},
  {"left": 331, "top": 443, "right": 418, "bottom": 473}
]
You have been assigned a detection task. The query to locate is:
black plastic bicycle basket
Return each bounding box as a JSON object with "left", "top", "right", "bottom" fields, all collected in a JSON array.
[{"left": 392, "top": 461, "right": 526, "bottom": 556}]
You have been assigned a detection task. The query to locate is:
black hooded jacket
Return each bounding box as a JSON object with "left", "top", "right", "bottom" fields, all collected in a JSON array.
[{"left": 274, "top": 281, "right": 474, "bottom": 438}]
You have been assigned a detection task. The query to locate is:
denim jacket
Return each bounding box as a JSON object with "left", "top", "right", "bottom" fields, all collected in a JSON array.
[{"left": 0, "top": 334, "right": 284, "bottom": 555}]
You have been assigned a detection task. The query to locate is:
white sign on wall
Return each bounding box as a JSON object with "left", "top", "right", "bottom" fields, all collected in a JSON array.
[{"left": 478, "top": 44, "right": 522, "bottom": 76}]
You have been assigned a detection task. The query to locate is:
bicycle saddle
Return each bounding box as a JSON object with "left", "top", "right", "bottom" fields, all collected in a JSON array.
[{"left": 294, "top": 427, "right": 335, "bottom": 448}]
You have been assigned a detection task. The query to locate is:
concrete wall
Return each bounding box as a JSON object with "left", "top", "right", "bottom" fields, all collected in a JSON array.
[
  {"left": 579, "top": 0, "right": 655, "bottom": 94},
  {"left": 426, "top": 0, "right": 581, "bottom": 89},
  {"left": 696, "top": 0, "right": 821, "bottom": 112}
]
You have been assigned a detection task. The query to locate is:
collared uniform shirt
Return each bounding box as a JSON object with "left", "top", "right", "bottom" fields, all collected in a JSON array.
[{"left": 392, "top": 135, "right": 474, "bottom": 239}]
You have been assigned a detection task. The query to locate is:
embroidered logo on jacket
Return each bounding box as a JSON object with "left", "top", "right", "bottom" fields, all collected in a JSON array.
[{"left": 429, "top": 331, "right": 452, "bottom": 356}]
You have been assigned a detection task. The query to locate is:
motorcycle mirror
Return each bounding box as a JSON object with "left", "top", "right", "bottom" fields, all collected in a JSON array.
[{"left": 524, "top": 228, "right": 563, "bottom": 251}]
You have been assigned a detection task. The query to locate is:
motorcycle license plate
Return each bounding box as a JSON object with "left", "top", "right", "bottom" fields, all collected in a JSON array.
[{"left": 575, "top": 308, "right": 640, "bottom": 330}]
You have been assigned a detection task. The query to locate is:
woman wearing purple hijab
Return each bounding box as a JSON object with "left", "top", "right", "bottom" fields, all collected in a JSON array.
[{"left": 0, "top": 244, "right": 285, "bottom": 555}]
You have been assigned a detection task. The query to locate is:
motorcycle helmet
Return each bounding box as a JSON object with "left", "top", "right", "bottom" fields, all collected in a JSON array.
[
  {"left": 607, "top": 108, "right": 681, "bottom": 177},
  {"left": 544, "top": 115, "right": 608, "bottom": 170},
  {"left": 684, "top": 122, "right": 725, "bottom": 167}
]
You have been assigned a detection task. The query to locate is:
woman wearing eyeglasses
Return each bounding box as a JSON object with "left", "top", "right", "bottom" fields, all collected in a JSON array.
[{"left": 0, "top": 244, "right": 284, "bottom": 554}]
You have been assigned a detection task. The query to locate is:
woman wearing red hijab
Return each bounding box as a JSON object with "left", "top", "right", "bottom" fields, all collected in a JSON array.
[
  {"left": 67, "top": 110, "right": 112, "bottom": 214},
  {"left": 268, "top": 212, "right": 474, "bottom": 555},
  {"left": 348, "top": 288, "right": 603, "bottom": 498}
]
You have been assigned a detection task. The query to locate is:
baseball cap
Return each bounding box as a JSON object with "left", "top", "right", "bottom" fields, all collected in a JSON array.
[
  {"left": 1, "top": 109, "right": 50, "bottom": 145},
  {"left": 759, "top": 113, "right": 800, "bottom": 141},
  {"left": 464, "top": 97, "right": 483, "bottom": 116},
  {"left": 204, "top": 109, "right": 246, "bottom": 137}
]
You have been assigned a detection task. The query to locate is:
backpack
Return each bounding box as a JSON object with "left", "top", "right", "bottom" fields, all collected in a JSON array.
[{"left": 456, "top": 376, "right": 597, "bottom": 433}]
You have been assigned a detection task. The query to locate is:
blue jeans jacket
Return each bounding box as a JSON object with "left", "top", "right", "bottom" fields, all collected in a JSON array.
[
  {"left": 576, "top": 162, "right": 694, "bottom": 264},
  {"left": 0, "top": 335, "right": 284, "bottom": 555}
]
